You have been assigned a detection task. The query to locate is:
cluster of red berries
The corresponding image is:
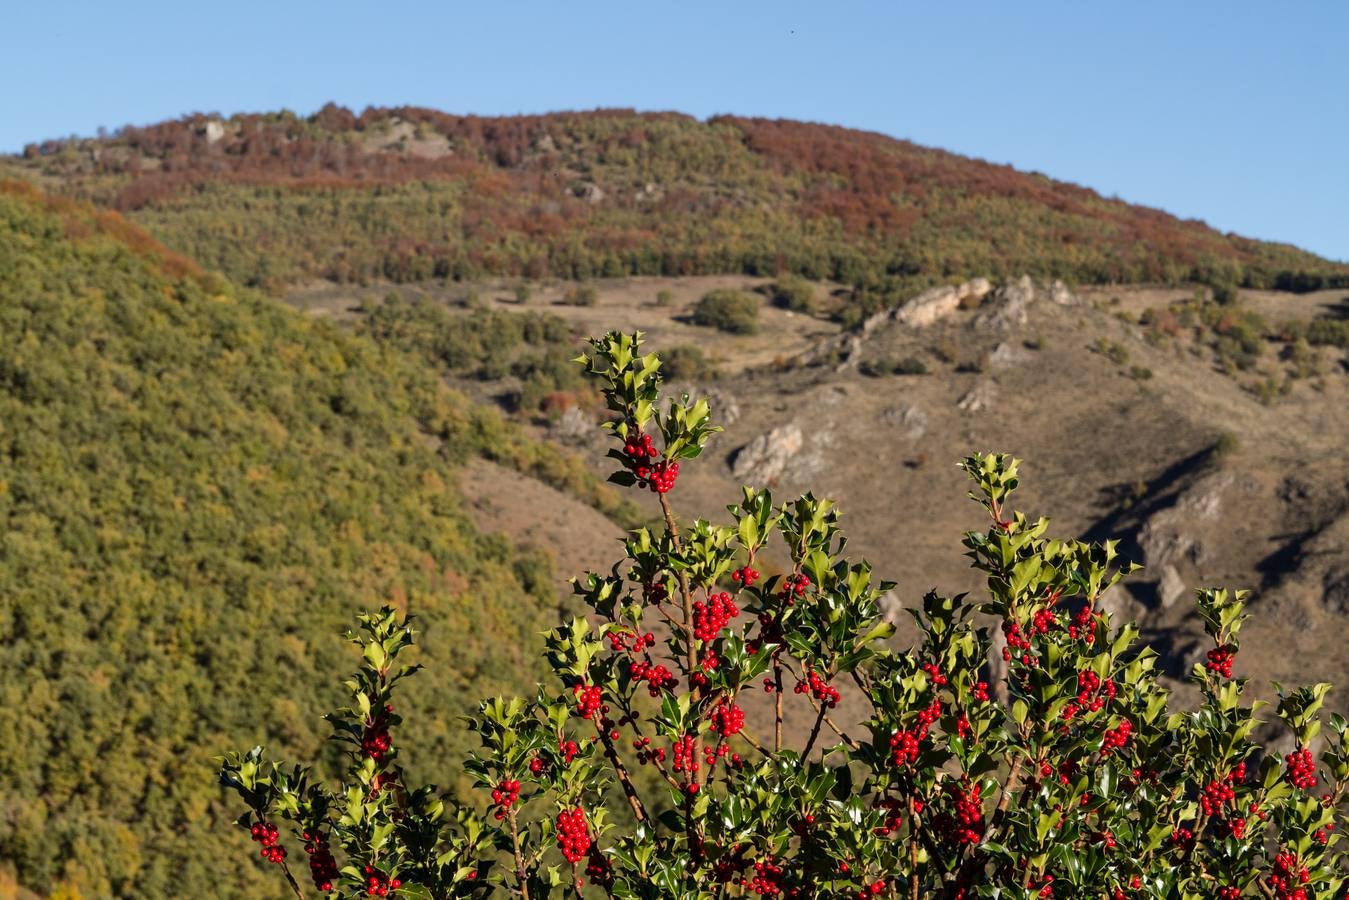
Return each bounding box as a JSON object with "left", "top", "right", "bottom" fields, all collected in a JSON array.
[
  {"left": 795, "top": 669, "right": 841, "bottom": 708},
  {"left": 249, "top": 821, "right": 286, "bottom": 864},
  {"left": 622, "top": 432, "right": 678, "bottom": 493},
  {"left": 361, "top": 865, "right": 401, "bottom": 898},
  {"left": 607, "top": 628, "right": 656, "bottom": 653},
  {"left": 743, "top": 858, "right": 785, "bottom": 896},
  {"left": 559, "top": 739, "right": 580, "bottom": 764},
  {"left": 694, "top": 591, "right": 740, "bottom": 642},
  {"left": 780, "top": 573, "right": 811, "bottom": 603},
  {"left": 491, "top": 779, "right": 521, "bottom": 819},
  {"left": 1076, "top": 670, "right": 1116, "bottom": 710},
  {"left": 631, "top": 735, "right": 666, "bottom": 767},
  {"left": 1269, "top": 850, "right": 1311, "bottom": 900},
  {"left": 629, "top": 660, "right": 679, "bottom": 696},
  {"left": 890, "top": 730, "right": 921, "bottom": 767},
  {"left": 921, "top": 663, "right": 948, "bottom": 686},
  {"left": 730, "top": 566, "right": 760, "bottom": 586},
  {"left": 955, "top": 713, "right": 973, "bottom": 740},
  {"left": 672, "top": 734, "right": 700, "bottom": 777},
  {"left": 948, "top": 782, "right": 984, "bottom": 845},
  {"left": 1111, "top": 874, "right": 1143, "bottom": 895},
  {"left": 1200, "top": 762, "right": 1245, "bottom": 816},
  {"left": 1100, "top": 719, "right": 1132, "bottom": 754},
  {"left": 301, "top": 832, "right": 338, "bottom": 892},
  {"left": 555, "top": 808, "right": 591, "bottom": 864},
  {"left": 1066, "top": 605, "right": 1099, "bottom": 643},
  {"left": 361, "top": 704, "right": 394, "bottom": 762},
  {"left": 971, "top": 680, "right": 990, "bottom": 702},
  {"left": 1217, "top": 887, "right": 1241, "bottom": 900},
  {"left": 853, "top": 879, "right": 888, "bottom": 899},
  {"left": 1206, "top": 644, "right": 1236, "bottom": 678},
  {"left": 368, "top": 771, "right": 396, "bottom": 798},
  {"left": 1031, "top": 607, "right": 1056, "bottom": 635},
  {"left": 1286, "top": 747, "right": 1317, "bottom": 789},
  {"left": 873, "top": 796, "right": 914, "bottom": 836},
  {"left": 1171, "top": 827, "right": 1194, "bottom": 846},
  {"left": 1003, "top": 621, "right": 1032, "bottom": 663},
  {"left": 711, "top": 702, "right": 746, "bottom": 736},
  {"left": 573, "top": 684, "right": 603, "bottom": 719}
]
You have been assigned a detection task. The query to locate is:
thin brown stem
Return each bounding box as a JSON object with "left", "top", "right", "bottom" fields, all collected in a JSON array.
[
  {"left": 279, "top": 858, "right": 306, "bottom": 900},
  {"left": 800, "top": 702, "right": 828, "bottom": 760},
  {"left": 594, "top": 719, "right": 648, "bottom": 824},
  {"left": 508, "top": 808, "right": 532, "bottom": 900},
  {"left": 773, "top": 660, "right": 785, "bottom": 752},
  {"left": 907, "top": 793, "right": 920, "bottom": 900},
  {"left": 658, "top": 492, "right": 702, "bottom": 788}
]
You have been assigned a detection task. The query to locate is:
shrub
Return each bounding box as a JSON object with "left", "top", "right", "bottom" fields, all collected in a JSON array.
[
  {"left": 655, "top": 289, "right": 674, "bottom": 307},
  {"left": 514, "top": 284, "right": 532, "bottom": 304},
  {"left": 691, "top": 289, "right": 759, "bottom": 334},
  {"left": 770, "top": 276, "right": 817, "bottom": 314},
  {"left": 220, "top": 333, "right": 1348, "bottom": 899},
  {"left": 565, "top": 284, "right": 599, "bottom": 307},
  {"left": 1092, "top": 337, "right": 1131, "bottom": 366},
  {"left": 861, "top": 355, "right": 928, "bottom": 377},
  {"left": 661, "top": 344, "right": 719, "bottom": 380}
]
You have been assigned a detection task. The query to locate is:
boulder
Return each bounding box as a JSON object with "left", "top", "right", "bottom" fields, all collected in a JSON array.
[
  {"left": 957, "top": 381, "right": 997, "bottom": 413},
  {"left": 894, "top": 286, "right": 960, "bottom": 328},
  {"left": 731, "top": 424, "right": 804, "bottom": 484}
]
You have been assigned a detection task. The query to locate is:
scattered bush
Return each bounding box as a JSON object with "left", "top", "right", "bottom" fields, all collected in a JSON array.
[
  {"left": 1092, "top": 337, "right": 1131, "bottom": 366},
  {"left": 514, "top": 284, "right": 532, "bottom": 303},
  {"left": 655, "top": 289, "right": 674, "bottom": 307},
  {"left": 564, "top": 284, "right": 599, "bottom": 307},
  {"left": 691, "top": 288, "right": 759, "bottom": 334},
  {"left": 661, "top": 344, "right": 719, "bottom": 380},
  {"left": 862, "top": 355, "right": 928, "bottom": 377},
  {"left": 769, "top": 276, "right": 817, "bottom": 313}
]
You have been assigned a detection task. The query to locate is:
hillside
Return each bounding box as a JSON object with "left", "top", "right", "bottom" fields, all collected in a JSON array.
[
  {"left": 308, "top": 272, "right": 1348, "bottom": 722},
  {"left": 0, "top": 182, "right": 629, "bottom": 898},
  {"left": 6, "top": 106, "right": 1347, "bottom": 297}
]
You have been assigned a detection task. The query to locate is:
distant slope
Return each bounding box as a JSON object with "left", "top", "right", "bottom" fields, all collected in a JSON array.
[
  {"left": 0, "top": 182, "right": 587, "bottom": 898},
  {"left": 7, "top": 106, "right": 1346, "bottom": 293}
]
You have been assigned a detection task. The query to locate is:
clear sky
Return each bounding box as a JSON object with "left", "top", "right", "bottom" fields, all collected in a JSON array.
[{"left": 4, "top": 1, "right": 1346, "bottom": 261}]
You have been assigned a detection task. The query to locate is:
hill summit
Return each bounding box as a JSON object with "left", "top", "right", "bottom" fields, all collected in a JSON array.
[{"left": 8, "top": 105, "right": 1347, "bottom": 293}]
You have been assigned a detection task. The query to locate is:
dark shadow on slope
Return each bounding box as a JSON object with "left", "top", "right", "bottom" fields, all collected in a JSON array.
[{"left": 1081, "top": 447, "right": 1220, "bottom": 611}]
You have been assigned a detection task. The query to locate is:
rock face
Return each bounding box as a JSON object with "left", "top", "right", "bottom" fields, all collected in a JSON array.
[
  {"left": 893, "top": 278, "right": 994, "bottom": 328},
  {"left": 1137, "top": 471, "right": 1239, "bottom": 607},
  {"left": 957, "top": 381, "right": 997, "bottom": 413},
  {"left": 881, "top": 403, "right": 927, "bottom": 439},
  {"left": 731, "top": 424, "right": 804, "bottom": 485}
]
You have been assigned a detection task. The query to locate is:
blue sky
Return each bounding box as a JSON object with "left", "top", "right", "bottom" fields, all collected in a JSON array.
[{"left": 3, "top": 1, "right": 1346, "bottom": 261}]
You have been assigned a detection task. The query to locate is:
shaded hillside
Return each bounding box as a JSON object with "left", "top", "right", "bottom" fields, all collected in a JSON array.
[
  {"left": 7, "top": 106, "right": 1346, "bottom": 293},
  {"left": 0, "top": 183, "right": 612, "bottom": 897}
]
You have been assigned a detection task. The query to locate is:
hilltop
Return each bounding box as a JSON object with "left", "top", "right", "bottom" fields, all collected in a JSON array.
[{"left": 6, "top": 105, "right": 1347, "bottom": 296}]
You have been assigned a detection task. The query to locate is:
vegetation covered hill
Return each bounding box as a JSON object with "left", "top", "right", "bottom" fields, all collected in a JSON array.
[
  {"left": 0, "top": 182, "right": 623, "bottom": 897},
  {"left": 8, "top": 106, "right": 1346, "bottom": 294}
]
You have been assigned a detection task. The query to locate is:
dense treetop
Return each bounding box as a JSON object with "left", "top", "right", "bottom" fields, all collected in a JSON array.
[{"left": 7, "top": 107, "right": 1346, "bottom": 293}]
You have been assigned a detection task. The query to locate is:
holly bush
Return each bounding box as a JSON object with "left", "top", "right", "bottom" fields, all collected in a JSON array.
[{"left": 220, "top": 331, "right": 1348, "bottom": 899}]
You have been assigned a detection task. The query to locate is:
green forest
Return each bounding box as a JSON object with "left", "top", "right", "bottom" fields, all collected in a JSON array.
[
  {"left": 8, "top": 108, "right": 1347, "bottom": 295},
  {"left": 0, "top": 182, "right": 620, "bottom": 897}
]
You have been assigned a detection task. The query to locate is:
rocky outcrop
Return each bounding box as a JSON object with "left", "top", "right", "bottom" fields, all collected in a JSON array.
[
  {"left": 957, "top": 381, "right": 997, "bottom": 413},
  {"left": 893, "top": 278, "right": 993, "bottom": 328},
  {"left": 1137, "top": 471, "right": 1246, "bottom": 607},
  {"left": 731, "top": 424, "right": 804, "bottom": 484}
]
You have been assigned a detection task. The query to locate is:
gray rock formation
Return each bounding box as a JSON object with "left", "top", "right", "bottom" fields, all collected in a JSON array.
[{"left": 731, "top": 424, "right": 804, "bottom": 485}]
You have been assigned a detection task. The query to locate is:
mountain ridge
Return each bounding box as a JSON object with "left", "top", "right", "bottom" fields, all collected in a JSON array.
[{"left": 7, "top": 105, "right": 1346, "bottom": 294}]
